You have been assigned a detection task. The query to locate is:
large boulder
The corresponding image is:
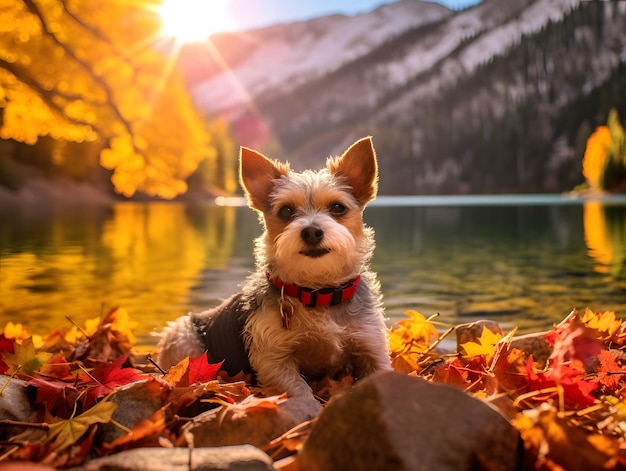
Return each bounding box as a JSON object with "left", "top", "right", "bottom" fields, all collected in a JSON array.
[{"left": 299, "top": 370, "right": 528, "bottom": 471}]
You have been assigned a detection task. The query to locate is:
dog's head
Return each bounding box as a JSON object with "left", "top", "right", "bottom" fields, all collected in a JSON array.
[{"left": 239, "top": 137, "right": 378, "bottom": 287}]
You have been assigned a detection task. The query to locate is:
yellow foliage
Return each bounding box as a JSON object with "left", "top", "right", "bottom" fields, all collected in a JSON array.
[
  {"left": 0, "top": 0, "right": 219, "bottom": 198},
  {"left": 3, "top": 321, "right": 29, "bottom": 340},
  {"left": 582, "top": 109, "right": 626, "bottom": 192},
  {"left": 582, "top": 126, "right": 612, "bottom": 190},
  {"left": 389, "top": 310, "right": 439, "bottom": 372},
  {"left": 459, "top": 326, "right": 503, "bottom": 361},
  {"left": 581, "top": 307, "right": 622, "bottom": 341}
]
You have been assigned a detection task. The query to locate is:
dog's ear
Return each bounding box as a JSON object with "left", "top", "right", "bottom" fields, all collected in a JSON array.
[
  {"left": 328, "top": 136, "right": 378, "bottom": 206},
  {"left": 240, "top": 147, "right": 288, "bottom": 212}
]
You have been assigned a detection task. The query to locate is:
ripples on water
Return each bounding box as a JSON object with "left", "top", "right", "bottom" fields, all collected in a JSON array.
[{"left": 1, "top": 195, "right": 625, "bottom": 346}]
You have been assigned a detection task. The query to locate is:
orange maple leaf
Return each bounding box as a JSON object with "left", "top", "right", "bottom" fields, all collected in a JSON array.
[
  {"left": 102, "top": 407, "right": 167, "bottom": 454},
  {"left": 596, "top": 350, "right": 626, "bottom": 394},
  {"left": 163, "top": 357, "right": 190, "bottom": 386}
]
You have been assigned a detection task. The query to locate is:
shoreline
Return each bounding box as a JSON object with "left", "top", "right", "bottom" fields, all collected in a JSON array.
[{"left": 0, "top": 178, "right": 116, "bottom": 208}]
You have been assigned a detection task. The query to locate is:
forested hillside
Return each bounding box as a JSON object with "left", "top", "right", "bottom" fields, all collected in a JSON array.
[{"left": 243, "top": 1, "right": 626, "bottom": 194}]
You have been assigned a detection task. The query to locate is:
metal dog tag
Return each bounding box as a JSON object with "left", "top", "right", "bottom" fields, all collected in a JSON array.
[{"left": 280, "top": 302, "right": 293, "bottom": 329}]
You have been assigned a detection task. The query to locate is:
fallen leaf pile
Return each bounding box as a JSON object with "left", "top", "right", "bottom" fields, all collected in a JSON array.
[
  {"left": 0, "top": 308, "right": 250, "bottom": 468},
  {"left": 1, "top": 306, "right": 626, "bottom": 469},
  {"left": 389, "top": 308, "right": 626, "bottom": 470}
]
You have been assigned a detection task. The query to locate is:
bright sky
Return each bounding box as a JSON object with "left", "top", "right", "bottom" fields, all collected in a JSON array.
[
  {"left": 158, "top": 0, "right": 482, "bottom": 42},
  {"left": 223, "top": 0, "right": 481, "bottom": 32}
]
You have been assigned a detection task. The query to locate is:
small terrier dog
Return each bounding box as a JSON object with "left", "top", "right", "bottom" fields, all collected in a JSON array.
[{"left": 158, "top": 137, "right": 391, "bottom": 398}]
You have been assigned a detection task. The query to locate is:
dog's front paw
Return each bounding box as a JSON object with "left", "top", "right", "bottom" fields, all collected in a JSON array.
[
  {"left": 283, "top": 380, "right": 316, "bottom": 400},
  {"left": 255, "top": 362, "right": 316, "bottom": 400}
]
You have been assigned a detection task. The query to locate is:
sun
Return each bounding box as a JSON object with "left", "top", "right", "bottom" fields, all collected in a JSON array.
[{"left": 158, "top": 0, "right": 236, "bottom": 42}]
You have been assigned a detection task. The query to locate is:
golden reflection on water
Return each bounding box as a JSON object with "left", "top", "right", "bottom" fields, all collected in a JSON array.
[
  {"left": 584, "top": 201, "right": 626, "bottom": 279},
  {"left": 0, "top": 203, "right": 237, "bottom": 345},
  {"left": 2, "top": 199, "right": 626, "bottom": 346}
]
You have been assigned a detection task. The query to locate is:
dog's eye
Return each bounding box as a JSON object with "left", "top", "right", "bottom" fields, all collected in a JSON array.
[
  {"left": 278, "top": 205, "right": 295, "bottom": 220},
  {"left": 329, "top": 203, "right": 347, "bottom": 217}
]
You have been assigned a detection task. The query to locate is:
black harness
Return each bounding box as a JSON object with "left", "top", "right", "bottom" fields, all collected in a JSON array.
[{"left": 190, "top": 292, "right": 255, "bottom": 380}]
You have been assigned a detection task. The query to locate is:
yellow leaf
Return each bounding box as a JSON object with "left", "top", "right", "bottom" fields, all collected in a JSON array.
[
  {"left": 47, "top": 399, "right": 117, "bottom": 451},
  {"left": 389, "top": 310, "right": 440, "bottom": 373},
  {"left": 389, "top": 310, "right": 439, "bottom": 355},
  {"left": 2, "top": 337, "right": 52, "bottom": 375},
  {"left": 3, "top": 322, "right": 29, "bottom": 340},
  {"left": 459, "top": 326, "right": 503, "bottom": 359},
  {"left": 582, "top": 308, "right": 621, "bottom": 340}
]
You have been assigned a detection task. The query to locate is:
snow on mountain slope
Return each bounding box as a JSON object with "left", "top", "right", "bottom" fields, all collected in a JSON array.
[
  {"left": 375, "top": 0, "right": 582, "bottom": 118},
  {"left": 457, "top": 0, "right": 579, "bottom": 73},
  {"left": 192, "top": 0, "right": 452, "bottom": 114},
  {"left": 395, "top": 0, "right": 579, "bottom": 88}
]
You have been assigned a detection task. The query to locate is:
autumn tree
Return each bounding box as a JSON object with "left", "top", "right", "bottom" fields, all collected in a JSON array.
[
  {"left": 583, "top": 109, "right": 626, "bottom": 192},
  {"left": 0, "top": 0, "right": 223, "bottom": 198}
]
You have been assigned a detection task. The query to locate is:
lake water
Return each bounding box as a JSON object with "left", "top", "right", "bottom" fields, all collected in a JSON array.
[{"left": 1, "top": 195, "right": 625, "bottom": 348}]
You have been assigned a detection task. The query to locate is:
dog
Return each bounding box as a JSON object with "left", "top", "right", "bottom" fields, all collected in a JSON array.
[{"left": 157, "top": 136, "right": 391, "bottom": 399}]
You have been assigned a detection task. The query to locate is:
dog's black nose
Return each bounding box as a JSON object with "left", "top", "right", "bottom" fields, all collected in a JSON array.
[{"left": 301, "top": 225, "right": 324, "bottom": 246}]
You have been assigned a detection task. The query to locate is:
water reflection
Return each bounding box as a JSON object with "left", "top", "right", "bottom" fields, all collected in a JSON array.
[
  {"left": 583, "top": 202, "right": 626, "bottom": 279},
  {"left": 1, "top": 198, "right": 626, "bottom": 345},
  {"left": 0, "top": 203, "right": 244, "bottom": 345},
  {"left": 366, "top": 203, "right": 626, "bottom": 333}
]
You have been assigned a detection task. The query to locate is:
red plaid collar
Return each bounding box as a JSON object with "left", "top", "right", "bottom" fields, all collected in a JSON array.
[{"left": 267, "top": 273, "right": 361, "bottom": 308}]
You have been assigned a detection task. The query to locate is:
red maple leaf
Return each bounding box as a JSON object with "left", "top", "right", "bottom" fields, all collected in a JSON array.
[
  {"left": 547, "top": 315, "right": 602, "bottom": 369},
  {"left": 80, "top": 354, "right": 145, "bottom": 407},
  {"left": 27, "top": 377, "right": 78, "bottom": 418},
  {"left": 0, "top": 334, "right": 14, "bottom": 374},
  {"left": 431, "top": 358, "right": 469, "bottom": 388},
  {"left": 188, "top": 352, "right": 222, "bottom": 385},
  {"left": 526, "top": 356, "right": 597, "bottom": 408}
]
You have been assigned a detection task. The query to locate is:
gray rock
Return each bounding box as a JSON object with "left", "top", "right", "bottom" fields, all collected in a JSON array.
[
  {"left": 183, "top": 394, "right": 321, "bottom": 448},
  {"left": 71, "top": 445, "right": 273, "bottom": 471},
  {"left": 100, "top": 379, "right": 165, "bottom": 443},
  {"left": 299, "top": 370, "right": 527, "bottom": 471},
  {"left": 0, "top": 375, "right": 37, "bottom": 439},
  {"left": 509, "top": 331, "right": 552, "bottom": 366}
]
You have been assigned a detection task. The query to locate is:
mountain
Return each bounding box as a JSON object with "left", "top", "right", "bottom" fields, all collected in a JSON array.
[{"left": 180, "top": 0, "right": 626, "bottom": 194}]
